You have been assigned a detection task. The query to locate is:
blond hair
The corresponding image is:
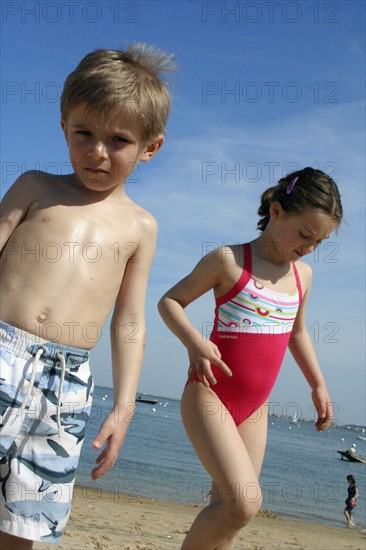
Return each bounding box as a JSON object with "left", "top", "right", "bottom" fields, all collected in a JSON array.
[{"left": 61, "top": 43, "right": 176, "bottom": 141}]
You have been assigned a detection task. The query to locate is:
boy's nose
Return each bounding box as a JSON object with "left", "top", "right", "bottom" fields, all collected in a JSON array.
[{"left": 89, "top": 140, "right": 108, "bottom": 159}]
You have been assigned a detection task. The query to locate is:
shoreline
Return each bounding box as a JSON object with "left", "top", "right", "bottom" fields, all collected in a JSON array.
[{"left": 33, "top": 486, "right": 365, "bottom": 550}]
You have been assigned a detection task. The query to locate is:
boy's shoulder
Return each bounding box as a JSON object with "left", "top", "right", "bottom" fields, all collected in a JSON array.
[
  {"left": 11, "top": 170, "right": 68, "bottom": 192},
  {"left": 2, "top": 170, "right": 64, "bottom": 209},
  {"left": 18, "top": 169, "right": 63, "bottom": 183},
  {"left": 125, "top": 197, "right": 158, "bottom": 236}
]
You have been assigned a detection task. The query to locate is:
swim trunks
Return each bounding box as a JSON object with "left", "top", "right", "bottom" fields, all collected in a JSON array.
[
  {"left": 0, "top": 321, "right": 93, "bottom": 543},
  {"left": 192, "top": 243, "right": 302, "bottom": 425}
]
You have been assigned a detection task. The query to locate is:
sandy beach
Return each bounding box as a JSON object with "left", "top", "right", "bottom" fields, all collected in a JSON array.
[{"left": 32, "top": 485, "right": 365, "bottom": 550}]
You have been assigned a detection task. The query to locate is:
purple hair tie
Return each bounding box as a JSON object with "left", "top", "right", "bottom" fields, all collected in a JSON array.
[{"left": 286, "top": 176, "right": 299, "bottom": 195}]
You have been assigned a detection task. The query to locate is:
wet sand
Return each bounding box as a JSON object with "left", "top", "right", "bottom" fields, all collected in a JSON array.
[{"left": 34, "top": 485, "right": 365, "bottom": 549}]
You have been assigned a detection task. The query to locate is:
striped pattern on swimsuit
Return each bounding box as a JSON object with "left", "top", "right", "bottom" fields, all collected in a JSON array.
[{"left": 217, "top": 277, "right": 299, "bottom": 335}]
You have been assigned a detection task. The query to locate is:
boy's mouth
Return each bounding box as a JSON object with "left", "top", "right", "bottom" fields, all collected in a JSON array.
[{"left": 85, "top": 166, "right": 109, "bottom": 175}]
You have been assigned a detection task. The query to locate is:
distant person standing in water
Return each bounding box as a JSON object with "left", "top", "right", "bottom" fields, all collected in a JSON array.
[{"left": 344, "top": 475, "right": 359, "bottom": 528}]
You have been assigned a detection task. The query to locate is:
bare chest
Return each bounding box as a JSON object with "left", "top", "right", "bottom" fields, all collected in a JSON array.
[{"left": 10, "top": 202, "right": 140, "bottom": 268}]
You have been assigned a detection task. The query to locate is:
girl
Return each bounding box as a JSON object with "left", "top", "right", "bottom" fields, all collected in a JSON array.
[
  {"left": 158, "top": 167, "right": 343, "bottom": 550},
  {"left": 344, "top": 475, "right": 359, "bottom": 527}
]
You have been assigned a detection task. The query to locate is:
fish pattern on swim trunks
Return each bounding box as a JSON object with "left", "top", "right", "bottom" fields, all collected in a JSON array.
[{"left": 0, "top": 322, "right": 93, "bottom": 542}]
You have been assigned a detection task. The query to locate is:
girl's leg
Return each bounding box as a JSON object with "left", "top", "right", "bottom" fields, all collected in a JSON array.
[
  {"left": 211, "top": 403, "right": 268, "bottom": 550},
  {"left": 180, "top": 383, "right": 265, "bottom": 550}
]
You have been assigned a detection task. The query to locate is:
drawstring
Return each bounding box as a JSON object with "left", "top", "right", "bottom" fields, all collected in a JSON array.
[
  {"left": 56, "top": 352, "right": 66, "bottom": 437},
  {"left": 12, "top": 347, "right": 44, "bottom": 425},
  {"left": 12, "top": 348, "right": 66, "bottom": 436}
]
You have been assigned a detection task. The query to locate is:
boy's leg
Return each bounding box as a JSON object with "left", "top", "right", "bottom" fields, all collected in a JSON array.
[
  {"left": 0, "top": 531, "right": 33, "bottom": 550},
  {"left": 180, "top": 383, "right": 264, "bottom": 550},
  {"left": 0, "top": 323, "right": 93, "bottom": 544}
]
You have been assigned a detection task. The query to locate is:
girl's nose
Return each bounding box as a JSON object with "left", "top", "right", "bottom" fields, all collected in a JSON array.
[{"left": 302, "top": 242, "right": 316, "bottom": 255}]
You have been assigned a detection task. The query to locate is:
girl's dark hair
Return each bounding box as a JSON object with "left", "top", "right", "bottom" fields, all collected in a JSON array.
[
  {"left": 257, "top": 167, "right": 343, "bottom": 232},
  {"left": 347, "top": 475, "right": 356, "bottom": 484}
]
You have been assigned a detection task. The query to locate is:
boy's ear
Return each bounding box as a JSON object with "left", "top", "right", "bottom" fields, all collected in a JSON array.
[
  {"left": 139, "top": 135, "right": 164, "bottom": 163},
  {"left": 60, "top": 119, "right": 69, "bottom": 144}
]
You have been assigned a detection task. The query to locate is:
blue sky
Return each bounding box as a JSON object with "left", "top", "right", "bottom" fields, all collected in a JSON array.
[{"left": 1, "top": 0, "right": 365, "bottom": 425}]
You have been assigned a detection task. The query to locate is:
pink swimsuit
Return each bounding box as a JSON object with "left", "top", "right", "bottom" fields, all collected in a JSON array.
[{"left": 196, "top": 243, "right": 302, "bottom": 425}]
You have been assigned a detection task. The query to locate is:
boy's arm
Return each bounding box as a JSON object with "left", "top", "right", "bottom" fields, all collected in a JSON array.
[
  {"left": 288, "top": 263, "right": 333, "bottom": 431},
  {"left": 0, "top": 171, "right": 38, "bottom": 252},
  {"left": 91, "top": 212, "right": 158, "bottom": 480}
]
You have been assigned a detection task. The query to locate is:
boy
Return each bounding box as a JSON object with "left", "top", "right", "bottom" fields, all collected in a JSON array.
[{"left": 0, "top": 43, "right": 175, "bottom": 548}]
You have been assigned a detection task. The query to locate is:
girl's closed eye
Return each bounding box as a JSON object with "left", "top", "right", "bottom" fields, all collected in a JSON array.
[{"left": 300, "top": 231, "right": 325, "bottom": 245}]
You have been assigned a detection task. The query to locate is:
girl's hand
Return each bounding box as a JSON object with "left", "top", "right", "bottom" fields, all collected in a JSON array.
[
  {"left": 312, "top": 386, "right": 333, "bottom": 431},
  {"left": 187, "top": 338, "right": 232, "bottom": 387}
]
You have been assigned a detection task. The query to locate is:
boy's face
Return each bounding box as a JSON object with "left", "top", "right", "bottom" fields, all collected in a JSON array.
[{"left": 61, "top": 102, "right": 163, "bottom": 192}]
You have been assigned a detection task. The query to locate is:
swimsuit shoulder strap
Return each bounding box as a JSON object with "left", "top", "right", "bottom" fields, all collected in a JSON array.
[
  {"left": 243, "top": 242, "right": 252, "bottom": 276},
  {"left": 292, "top": 262, "right": 303, "bottom": 303}
]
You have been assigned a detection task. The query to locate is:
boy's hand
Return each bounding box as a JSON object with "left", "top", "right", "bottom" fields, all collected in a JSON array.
[
  {"left": 187, "top": 339, "right": 232, "bottom": 387},
  {"left": 91, "top": 410, "right": 129, "bottom": 480},
  {"left": 312, "top": 386, "right": 333, "bottom": 432}
]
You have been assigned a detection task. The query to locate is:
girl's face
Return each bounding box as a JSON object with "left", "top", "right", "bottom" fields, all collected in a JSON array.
[{"left": 269, "top": 204, "right": 337, "bottom": 262}]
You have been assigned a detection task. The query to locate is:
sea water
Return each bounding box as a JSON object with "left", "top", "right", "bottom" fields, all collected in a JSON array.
[{"left": 76, "top": 386, "right": 366, "bottom": 528}]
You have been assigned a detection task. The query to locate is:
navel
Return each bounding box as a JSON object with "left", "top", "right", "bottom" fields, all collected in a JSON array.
[{"left": 37, "top": 312, "right": 48, "bottom": 323}]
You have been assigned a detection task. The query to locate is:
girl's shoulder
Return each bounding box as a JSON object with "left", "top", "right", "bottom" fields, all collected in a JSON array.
[
  {"left": 213, "top": 244, "right": 245, "bottom": 269},
  {"left": 295, "top": 260, "right": 312, "bottom": 278},
  {"left": 295, "top": 260, "right": 313, "bottom": 296},
  {"left": 208, "top": 244, "right": 246, "bottom": 298},
  {"left": 203, "top": 244, "right": 244, "bottom": 263}
]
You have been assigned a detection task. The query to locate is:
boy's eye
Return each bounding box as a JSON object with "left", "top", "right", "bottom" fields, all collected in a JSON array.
[
  {"left": 77, "top": 130, "right": 91, "bottom": 136},
  {"left": 112, "top": 136, "right": 129, "bottom": 143}
]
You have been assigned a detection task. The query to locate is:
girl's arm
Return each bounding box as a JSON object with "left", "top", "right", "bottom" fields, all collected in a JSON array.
[
  {"left": 158, "top": 247, "right": 232, "bottom": 387},
  {"left": 288, "top": 263, "right": 333, "bottom": 431}
]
